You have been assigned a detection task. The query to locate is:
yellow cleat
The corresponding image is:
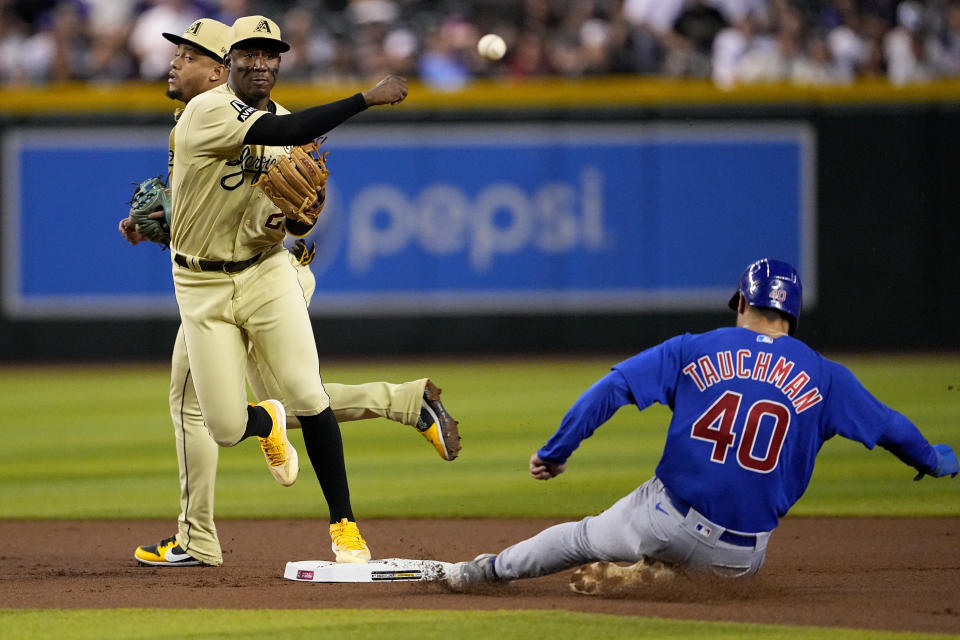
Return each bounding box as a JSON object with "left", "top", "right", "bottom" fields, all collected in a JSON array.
[
  {"left": 415, "top": 380, "right": 461, "bottom": 461},
  {"left": 134, "top": 535, "right": 204, "bottom": 567},
  {"left": 329, "top": 518, "right": 371, "bottom": 564},
  {"left": 256, "top": 399, "right": 299, "bottom": 487}
]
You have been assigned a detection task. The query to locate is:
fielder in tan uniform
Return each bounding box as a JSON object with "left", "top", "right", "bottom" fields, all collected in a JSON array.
[{"left": 121, "top": 16, "right": 450, "bottom": 567}]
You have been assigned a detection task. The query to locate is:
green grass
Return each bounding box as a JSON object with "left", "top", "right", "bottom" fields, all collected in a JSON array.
[
  {"left": 1, "top": 609, "right": 955, "bottom": 640},
  {"left": 0, "top": 354, "right": 957, "bottom": 519},
  {"left": 2, "top": 355, "right": 958, "bottom": 639}
]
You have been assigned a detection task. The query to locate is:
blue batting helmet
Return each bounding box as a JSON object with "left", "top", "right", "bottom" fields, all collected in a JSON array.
[{"left": 727, "top": 258, "right": 803, "bottom": 334}]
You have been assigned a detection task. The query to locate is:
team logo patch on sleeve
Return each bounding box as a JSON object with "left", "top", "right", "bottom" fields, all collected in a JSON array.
[{"left": 230, "top": 99, "right": 257, "bottom": 122}]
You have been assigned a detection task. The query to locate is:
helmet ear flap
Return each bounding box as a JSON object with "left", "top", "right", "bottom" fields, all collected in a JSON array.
[{"left": 727, "top": 291, "right": 741, "bottom": 312}]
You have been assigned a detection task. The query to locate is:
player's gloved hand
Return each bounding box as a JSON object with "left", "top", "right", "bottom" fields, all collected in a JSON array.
[
  {"left": 530, "top": 453, "right": 566, "bottom": 480},
  {"left": 119, "top": 215, "right": 149, "bottom": 245},
  {"left": 127, "top": 176, "right": 172, "bottom": 246},
  {"left": 913, "top": 444, "right": 958, "bottom": 481},
  {"left": 254, "top": 142, "right": 328, "bottom": 225},
  {"left": 119, "top": 211, "right": 169, "bottom": 246}
]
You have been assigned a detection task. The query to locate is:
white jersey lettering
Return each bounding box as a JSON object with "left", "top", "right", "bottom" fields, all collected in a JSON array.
[{"left": 682, "top": 351, "right": 821, "bottom": 414}]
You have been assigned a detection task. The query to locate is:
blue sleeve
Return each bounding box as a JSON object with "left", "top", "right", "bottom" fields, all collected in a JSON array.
[
  {"left": 876, "top": 410, "right": 939, "bottom": 474},
  {"left": 537, "top": 370, "right": 635, "bottom": 464},
  {"left": 612, "top": 335, "right": 685, "bottom": 411},
  {"left": 824, "top": 362, "right": 938, "bottom": 474}
]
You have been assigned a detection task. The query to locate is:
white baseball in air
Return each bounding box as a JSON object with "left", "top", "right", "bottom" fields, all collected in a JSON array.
[{"left": 477, "top": 34, "right": 506, "bottom": 61}]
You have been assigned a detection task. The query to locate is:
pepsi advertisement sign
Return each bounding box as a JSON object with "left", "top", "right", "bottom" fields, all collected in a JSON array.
[{"left": 2, "top": 123, "right": 815, "bottom": 318}]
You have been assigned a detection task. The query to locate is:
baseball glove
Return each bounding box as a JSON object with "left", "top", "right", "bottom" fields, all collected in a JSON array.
[
  {"left": 255, "top": 140, "right": 329, "bottom": 225},
  {"left": 128, "top": 176, "right": 172, "bottom": 246}
]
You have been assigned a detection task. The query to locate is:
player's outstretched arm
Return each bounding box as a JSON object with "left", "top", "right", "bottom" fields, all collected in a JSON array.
[
  {"left": 913, "top": 443, "right": 959, "bottom": 481},
  {"left": 243, "top": 75, "right": 408, "bottom": 148},
  {"left": 529, "top": 453, "right": 566, "bottom": 480}
]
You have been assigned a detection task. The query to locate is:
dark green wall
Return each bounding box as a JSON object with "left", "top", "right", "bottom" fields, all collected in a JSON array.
[{"left": 810, "top": 104, "right": 959, "bottom": 349}]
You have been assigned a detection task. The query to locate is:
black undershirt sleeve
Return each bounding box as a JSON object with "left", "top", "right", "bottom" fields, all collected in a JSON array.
[{"left": 243, "top": 93, "right": 367, "bottom": 146}]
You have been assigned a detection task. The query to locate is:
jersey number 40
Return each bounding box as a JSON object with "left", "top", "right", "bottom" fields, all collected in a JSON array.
[{"left": 690, "top": 391, "right": 790, "bottom": 474}]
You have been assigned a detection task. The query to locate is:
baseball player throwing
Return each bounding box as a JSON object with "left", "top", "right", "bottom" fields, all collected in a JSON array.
[
  {"left": 120, "top": 18, "right": 459, "bottom": 568},
  {"left": 159, "top": 15, "right": 410, "bottom": 565},
  {"left": 446, "top": 258, "right": 958, "bottom": 591}
]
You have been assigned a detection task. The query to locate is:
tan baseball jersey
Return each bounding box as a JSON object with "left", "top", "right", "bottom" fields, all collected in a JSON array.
[
  {"left": 170, "top": 80, "right": 330, "bottom": 445},
  {"left": 162, "top": 104, "right": 428, "bottom": 564},
  {"left": 168, "top": 114, "right": 178, "bottom": 173},
  {"left": 171, "top": 83, "right": 291, "bottom": 262}
]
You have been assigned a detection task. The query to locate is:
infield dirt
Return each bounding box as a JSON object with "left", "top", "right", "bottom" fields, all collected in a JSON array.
[{"left": 1, "top": 517, "right": 957, "bottom": 634}]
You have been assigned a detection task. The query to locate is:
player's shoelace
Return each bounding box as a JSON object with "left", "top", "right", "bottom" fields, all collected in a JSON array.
[
  {"left": 259, "top": 429, "right": 288, "bottom": 466},
  {"left": 151, "top": 536, "right": 177, "bottom": 554},
  {"left": 141, "top": 536, "right": 177, "bottom": 557},
  {"left": 331, "top": 521, "right": 367, "bottom": 550}
]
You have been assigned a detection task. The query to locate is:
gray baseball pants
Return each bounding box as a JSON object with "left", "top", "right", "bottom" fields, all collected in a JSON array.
[{"left": 494, "top": 476, "right": 771, "bottom": 579}]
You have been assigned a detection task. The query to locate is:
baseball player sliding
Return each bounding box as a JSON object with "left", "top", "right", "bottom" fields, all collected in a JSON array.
[
  {"left": 446, "top": 258, "right": 958, "bottom": 592},
  {"left": 123, "top": 15, "right": 433, "bottom": 567}
]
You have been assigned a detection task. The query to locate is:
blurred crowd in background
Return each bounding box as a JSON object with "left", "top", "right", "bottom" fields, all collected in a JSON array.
[{"left": 1, "top": 0, "right": 959, "bottom": 89}]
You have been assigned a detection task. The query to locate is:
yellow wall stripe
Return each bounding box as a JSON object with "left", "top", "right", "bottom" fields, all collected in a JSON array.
[{"left": 2, "top": 77, "right": 960, "bottom": 115}]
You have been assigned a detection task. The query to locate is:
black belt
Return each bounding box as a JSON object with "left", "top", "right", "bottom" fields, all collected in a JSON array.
[
  {"left": 175, "top": 252, "right": 261, "bottom": 273},
  {"left": 663, "top": 488, "right": 757, "bottom": 548}
]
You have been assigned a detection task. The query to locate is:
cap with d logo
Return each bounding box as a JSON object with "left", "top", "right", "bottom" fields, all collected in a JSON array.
[
  {"left": 163, "top": 18, "right": 230, "bottom": 63},
  {"left": 228, "top": 15, "right": 290, "bottom": 53}
]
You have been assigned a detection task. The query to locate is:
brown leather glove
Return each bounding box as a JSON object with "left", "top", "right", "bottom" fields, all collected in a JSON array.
[{"left": 255, "top": 140, "right": 329, "bottom": 225}]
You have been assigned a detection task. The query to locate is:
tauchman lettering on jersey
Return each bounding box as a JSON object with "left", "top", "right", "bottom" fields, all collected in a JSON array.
[{"left": 681, "top": 349, "right": 823, "bottom": 414}]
